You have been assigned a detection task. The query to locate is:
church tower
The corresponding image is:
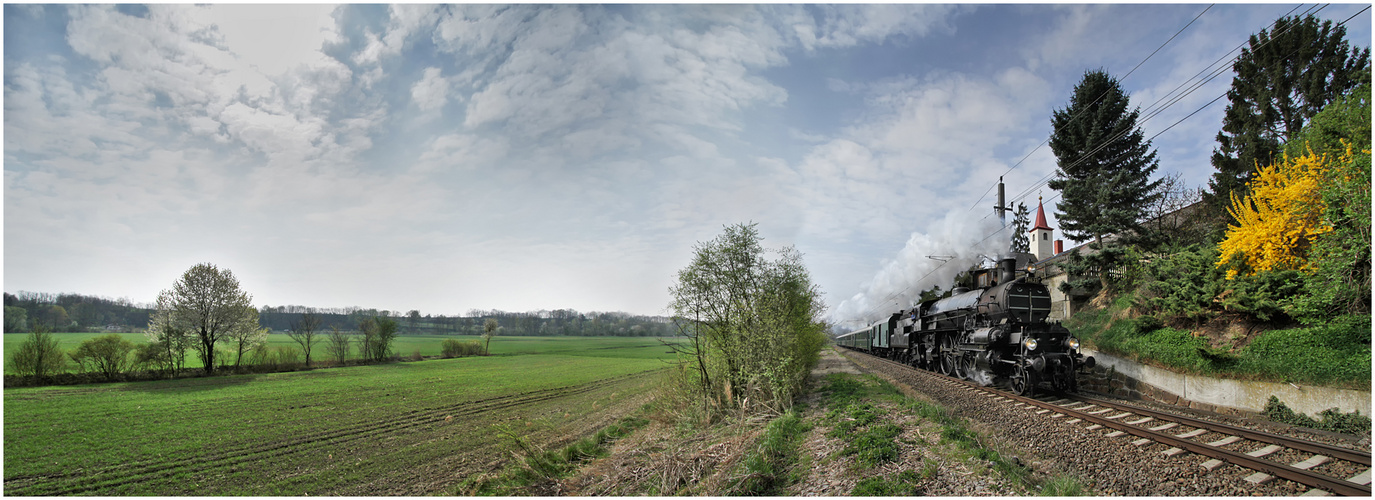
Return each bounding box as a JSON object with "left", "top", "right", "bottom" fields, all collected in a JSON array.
[{"left": 1030, "top": 197, "right": 1055, "bottom": 261}]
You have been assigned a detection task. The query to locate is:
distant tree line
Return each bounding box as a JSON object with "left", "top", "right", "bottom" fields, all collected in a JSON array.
[
  {"left": 4, "top": 292, "right": 152, "bottom": 333},
  {"left": 4, "top": 291, "right": 675, "bottom": 338},
  {"left": 253, "top": 307, "right": 674, "bottom": 337}
]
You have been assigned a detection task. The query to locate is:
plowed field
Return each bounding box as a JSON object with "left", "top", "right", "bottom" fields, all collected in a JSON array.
[{"left": 4, "top": 342, "right": 670, "bottom": 495}]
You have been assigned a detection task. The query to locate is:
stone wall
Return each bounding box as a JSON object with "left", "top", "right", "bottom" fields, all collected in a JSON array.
[{"left": 1077, "top": 348, "right": 1371, "bottom": 418}]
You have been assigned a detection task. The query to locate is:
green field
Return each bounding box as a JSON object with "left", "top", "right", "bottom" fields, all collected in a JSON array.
[
  {"left": 3, "top": 332, "right": 680, "bottom": 373},
  {"left": 3, "top": 338, "right": 677, "bottom": 495}
]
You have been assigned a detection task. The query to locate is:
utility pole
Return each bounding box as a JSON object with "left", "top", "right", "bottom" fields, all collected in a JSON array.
[{"left": 993, "top": 176, "right": 1012, "bottom": 226}]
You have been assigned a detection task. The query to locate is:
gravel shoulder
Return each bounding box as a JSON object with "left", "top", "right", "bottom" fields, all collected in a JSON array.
[{"left": 842, "top": 347, "right": 1369, "bottom": 496}]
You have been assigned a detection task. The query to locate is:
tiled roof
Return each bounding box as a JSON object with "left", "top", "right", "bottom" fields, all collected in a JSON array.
[{"left": 1031, "top": 199, "right": 1052, "bottom": 231}]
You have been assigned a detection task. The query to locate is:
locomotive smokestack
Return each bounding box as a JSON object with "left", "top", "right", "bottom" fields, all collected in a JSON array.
[{"left": 998, "top": 255, "right": 1017, "bottom": 284}]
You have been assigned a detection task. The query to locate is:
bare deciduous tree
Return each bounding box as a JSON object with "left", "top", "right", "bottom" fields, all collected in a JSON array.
[
  {"left": 326, "top": 325, "right": 350, "bottom": 365},
  {"left": 287, "top": 311, "right": 322, "bottom": 367},
  {"left": 357, "top": 317, "right": 377, "bottom": 362},
  {"left": 146, "top": 292, "right": 191, "bottom": 376},
  {"left": 224, "top": 306, "right": 269, "bottom": 369}
]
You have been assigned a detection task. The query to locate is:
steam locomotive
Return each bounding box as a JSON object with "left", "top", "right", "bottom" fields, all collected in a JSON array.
[{"left": 835, "top": 253, "right": 1094, "bottom": 396}]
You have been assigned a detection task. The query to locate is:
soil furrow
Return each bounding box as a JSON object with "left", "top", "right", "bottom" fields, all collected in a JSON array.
[{"left": 7, "top": 373, "right": 639, "bottom": 495}]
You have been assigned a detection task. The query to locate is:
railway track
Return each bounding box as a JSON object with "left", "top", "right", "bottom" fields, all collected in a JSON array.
[{"left": 855, "top": 350, "right": 1372, "bottom": 496}]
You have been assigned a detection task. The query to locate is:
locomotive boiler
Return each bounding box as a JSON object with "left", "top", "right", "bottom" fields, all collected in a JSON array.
[{"left": 836, "top": 253, "right": 1094, "bottom": 396}]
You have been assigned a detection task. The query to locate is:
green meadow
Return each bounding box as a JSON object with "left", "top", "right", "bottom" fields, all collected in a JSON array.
[
  {"left": 4, "top": 337, "right": 677, "bottom": 495},
  {"left": 3, "top": 332, "right": 679, "bottom": 373}
]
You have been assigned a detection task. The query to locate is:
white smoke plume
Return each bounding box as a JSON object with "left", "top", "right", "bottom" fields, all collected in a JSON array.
[{"left": 830, "top": 209, "right": 1007, "bottom": 330}]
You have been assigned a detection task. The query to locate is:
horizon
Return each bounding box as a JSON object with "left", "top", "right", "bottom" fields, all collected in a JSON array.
[{"left": 6, "top": 4, "right": 1370, "bottom": 323}]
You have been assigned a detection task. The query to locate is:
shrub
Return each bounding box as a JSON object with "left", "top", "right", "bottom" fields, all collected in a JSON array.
[
  {"left": 274, "top": 345, "right": 301, "bottom": 369},
  {"left": 69, "top": 334, "right": 136, "bottom": 381},
  {"left": 441, "top": 339, "right": 484, "bottom": 358},
  {"left": 1216, "top": 147, "right": 1333, "bottom": 279},
  {"left": 8, "top": 326, "right": 67, "bottom": 378},
  {"left": 1264, "top": 395, "right": 1371, "bottom": 434},
  {"left": 1236, "top": 314, "right": 1371, "bottom": 386},
  {"left": 132, "top": 342, "right": 172, "bottom": 374},
  {"left": 1216, "top": 269, "right": 1303, "bottom": 322},
  {"left": 667, "top": 223, "right": 829, "bottom": 417},
  {"left": 1132, "top": 245, "right": 1225, "bottom": 324},
  {"left": 247, "top": 343, "right": 273, "bottom": 368}
]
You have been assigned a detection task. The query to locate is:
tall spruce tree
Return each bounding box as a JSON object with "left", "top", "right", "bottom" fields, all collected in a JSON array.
[
  {"left": 1207, "top": 14, "right": 1370, "bottom": 209},
  {"left": 1010, "top": 202, "right": 1031, "bottom": 254},
  {"left": 1048, "top": 70, "right": 1162, "bottom": 249}
]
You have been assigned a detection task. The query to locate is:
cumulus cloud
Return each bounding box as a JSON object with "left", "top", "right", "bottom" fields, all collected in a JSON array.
[{"left": 411, "top": 67, "right": 449, "bottom": 112}]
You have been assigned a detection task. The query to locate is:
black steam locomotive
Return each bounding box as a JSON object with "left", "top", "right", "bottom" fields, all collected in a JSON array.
[{"left": 836, "top": 253, "right": 1094, "bottom": 396}]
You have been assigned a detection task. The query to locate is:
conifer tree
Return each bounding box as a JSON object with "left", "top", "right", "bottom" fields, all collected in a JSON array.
[
  {"left": 1047, "top": 70, "right": 1162, "bottom": 248},
  {"left": 1207, "top": 14, "right": 1370, "bottom": 208},
  {"left": 1010, "top": 202, "right": 1031, "bottom": 254}
]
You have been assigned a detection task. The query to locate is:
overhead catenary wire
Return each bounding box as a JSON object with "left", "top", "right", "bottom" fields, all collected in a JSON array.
[
  {"left": 973, "top": 3, "right": 1328, "bottom": 217},
  {"left": 991, "top": 3, "right": 1340, "bottom": 221},
  {"left": 968, "top": 3, "right": 1218, "bottom": 213},
  {"left": 856, "top": 4, "right": 1362, "bottom": 324}
]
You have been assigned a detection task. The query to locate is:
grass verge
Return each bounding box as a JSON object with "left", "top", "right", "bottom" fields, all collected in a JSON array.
[
  {"left": 725, "top": 409, "right": 812, "bottom": 495},
  {"left": 813, "top": 373, "right": 1089, "bottom": 496},
  {"left": 1065, "top": 297, "right": 1370, "bottom": 388},
  {"left": 456, "top": 413, "right": 651, "bottom": 495}
]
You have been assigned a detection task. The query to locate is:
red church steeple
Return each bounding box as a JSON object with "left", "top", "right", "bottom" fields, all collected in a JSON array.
[
  {"left": 1031, "top": 196, "right": 1052, "bottom": 232},
  {"left": 1029, "top": 196, "right": 1056, "bottom": 260}
]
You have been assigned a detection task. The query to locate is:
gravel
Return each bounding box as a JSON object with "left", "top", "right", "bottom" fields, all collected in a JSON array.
[{"left": 841, "top": 348, "right": 1370, "bottom": 496}]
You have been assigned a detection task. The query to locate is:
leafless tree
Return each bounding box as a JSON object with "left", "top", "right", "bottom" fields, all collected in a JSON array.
[
  {"left": 288, "top": 311, "right": 322, "bottom": 367},
  {"left": 325, "top": 325, "right": 350, "bottom": 365}
]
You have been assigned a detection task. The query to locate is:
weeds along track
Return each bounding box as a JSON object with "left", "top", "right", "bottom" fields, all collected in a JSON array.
[{"left": 5, "top": 371, "right": 651, "bottom": 496}]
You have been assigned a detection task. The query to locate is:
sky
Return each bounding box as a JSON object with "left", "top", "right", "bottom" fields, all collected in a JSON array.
[{"left": 4, "top": 4, "right": 1371, "bottom": 326}]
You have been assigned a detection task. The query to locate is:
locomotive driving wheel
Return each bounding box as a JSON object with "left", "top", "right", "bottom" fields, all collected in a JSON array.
[
  {"left": 1009, "top": 364, "right": 1032, "bottom": 396},
  {"left": 958, "top": 354, "right": 977, "bottom": 382},
  {"left": 938, "top": 336, "right": 957, "bottom": 376}
]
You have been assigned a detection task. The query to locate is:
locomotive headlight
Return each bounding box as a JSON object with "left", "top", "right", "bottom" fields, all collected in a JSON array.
[
  {"left": 1023, "top": 338, "right": 1038, "bottom": 351},
  {"left": 1067, "top": 337, "right": 1080, "bottom": 350}
]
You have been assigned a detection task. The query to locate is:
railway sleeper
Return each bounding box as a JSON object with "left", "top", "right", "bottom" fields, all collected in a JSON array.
[{"left": 1246, "top": 455, "right": 1331, "bottom": 485}]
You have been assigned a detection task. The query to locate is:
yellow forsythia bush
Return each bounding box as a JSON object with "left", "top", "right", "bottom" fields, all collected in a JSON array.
[{"left": 1215, "top": 146, "right": 1346, "bottom": 279}]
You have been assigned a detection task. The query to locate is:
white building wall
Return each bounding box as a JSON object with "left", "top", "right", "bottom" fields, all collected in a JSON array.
[{"left": 1032, "top": 228, "right": 1054, "bottom": 261}]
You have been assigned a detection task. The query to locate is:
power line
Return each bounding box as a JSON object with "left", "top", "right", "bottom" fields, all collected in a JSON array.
[
  {"left": 967, "top": 4, "right": 1216, "bottom": 213},
  {"left": 996, "top": 4, "right": 1335, "bottom": 216},
  {"left": 853, "top": 4, "right": 1357, "bottom": 323}
]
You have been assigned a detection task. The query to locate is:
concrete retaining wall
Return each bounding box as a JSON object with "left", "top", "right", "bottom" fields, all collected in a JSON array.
[{"left": 1079, "top": 348, "right": 1371, "bottom": 417}]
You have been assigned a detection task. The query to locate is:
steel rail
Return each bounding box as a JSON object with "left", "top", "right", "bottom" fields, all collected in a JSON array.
[
  {"left": 849, "top": 350, "right": 1372, "bottom": 496},
  {"left": 1067, "top": 394, "right": 1371, "bottom": 466}
]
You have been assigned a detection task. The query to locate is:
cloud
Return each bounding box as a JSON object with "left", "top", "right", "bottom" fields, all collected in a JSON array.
[
  {"left": 438, "top": 5, "right": 791, "bottom": 164},
  {"left": 411, "top": 67, "right": 449, "bottom": 112},
  {"left": 778, "top": 67, "right": 1052, "bottom": 255},
  {"left": 190, "top": 4, "right": 341, "bottom": 76},
  {"left": 16, "top": 4, "right": 1284, "bottom": 319},
  {"left": 779, "top": 4, "right": 967, "bottom": 51}
]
